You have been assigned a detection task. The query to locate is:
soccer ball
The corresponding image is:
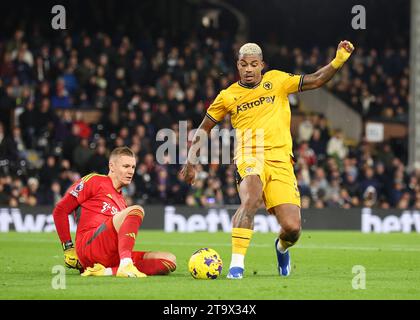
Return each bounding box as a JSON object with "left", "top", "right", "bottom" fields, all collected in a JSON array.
[{"left": 188, "top": 248, "right": 223, "bottom": 280}]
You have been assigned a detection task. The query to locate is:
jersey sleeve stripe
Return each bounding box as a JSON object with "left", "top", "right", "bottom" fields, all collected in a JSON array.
[
  {"left": 205, "top": 113, "right": 218, "bottom": 123},
  {"left": 298, "top": 75, "right": 305, "bottom": 92},
  {"left": 81, "top": 173, "right": 95, "bottom": 182},
  {"left": 82, "top": 173, "right": 106, "bottom": 183}
]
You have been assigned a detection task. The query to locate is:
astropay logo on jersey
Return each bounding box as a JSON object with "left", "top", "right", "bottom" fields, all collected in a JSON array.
[
  {"left": 361, "top": 208, "right": 420, "bottom": 233},
  {"left": 236, "top": 96, "right": 275, "bottom": 114}
]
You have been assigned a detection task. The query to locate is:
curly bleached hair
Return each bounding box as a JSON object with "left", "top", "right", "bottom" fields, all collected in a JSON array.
[{"left": 238, "top": 43, "right": 263, "bottom": 60}]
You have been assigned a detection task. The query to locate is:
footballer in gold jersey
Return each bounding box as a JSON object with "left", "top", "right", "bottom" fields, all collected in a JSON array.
[{"left": 182, "top": 40, "right": 354, "bottom": 279}]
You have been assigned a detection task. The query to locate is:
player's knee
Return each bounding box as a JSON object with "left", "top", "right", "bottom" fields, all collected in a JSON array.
[
  {"left": 163, "top": 252, "right": 177, "bottom": 265},
  {"left": 160, "top": 252, "right": 177, "bottom": 273},
  {"left": 127, "top": 205, "right": 145, "bottom": 218}
]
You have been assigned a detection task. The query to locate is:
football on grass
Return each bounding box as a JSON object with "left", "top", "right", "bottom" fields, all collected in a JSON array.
[{"left": 188, "top": 248, "right": 223, "bottom": 279}]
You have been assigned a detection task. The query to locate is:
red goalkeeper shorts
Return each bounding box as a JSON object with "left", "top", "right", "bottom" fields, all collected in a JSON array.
[{"left": 75, "top": 217, "right": 146, "bottom": 268}]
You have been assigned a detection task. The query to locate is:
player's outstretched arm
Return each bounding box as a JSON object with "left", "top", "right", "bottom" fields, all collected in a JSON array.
[
  {"left": 301, "top": 40, "right": 354, "bottom": 91},
  {"left": 52, "top": 193, "right": 83, "bottom": 271},
  {"left": 181, "top": 116, "right": 217, "bottom": 185}
]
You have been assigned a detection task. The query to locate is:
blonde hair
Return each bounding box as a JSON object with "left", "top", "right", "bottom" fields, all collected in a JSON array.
[
  {"left": 109, "top": 146, "right": 135, "bottom": 160},
  {"left": 238, "top": 43, "right": 263, "bottom": 60}
]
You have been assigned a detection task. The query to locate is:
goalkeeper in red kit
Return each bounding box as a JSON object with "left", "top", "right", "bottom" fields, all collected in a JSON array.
[{"left": 53, "top": 146, "right": 176, "bottom": 277}]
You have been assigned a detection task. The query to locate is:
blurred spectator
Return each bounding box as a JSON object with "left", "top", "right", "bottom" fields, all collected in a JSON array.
[
  {"left": 224, "top": 185, "right": 240, "bottom": 205},
  {"left": 327, "top": 129, "right": 348, "bottom": 160},
  {"left": 26, "top": 177, "right": 40, "bottom": 206},
  {"left": 0, "top": 183, "right": 9, "bottom": 205},
  {"left": 0, "top": 122, "right": 17, "bottom": 161},
  {"left": 0, "top": 85, "right": 16, "bottom": 134},
  {"left": 39, "top": 155, "right": 60, "bottom": 189},
  {"left": 51, "top": 78, "right": 71, "bottom": 109},
  {"left": 359, "top": 167, "right": 381, "bottom": 197},
  {"left": 72, "top": 138, "right": 94, "bottom": 175},
  {"left": 73, "top": 111, "right": 92, "bottom": 139},
  {"left": 309, "top": 128, "right": 327, "bottom": 161},
  {"left": 298, "top": 115, "right": 314, "bottom": 143},
  {"left": 86, "top": 145, "right": 109, "bottom": 174},
  {"left": 296, "top": 141, "right": 317, "bottom": 167}
]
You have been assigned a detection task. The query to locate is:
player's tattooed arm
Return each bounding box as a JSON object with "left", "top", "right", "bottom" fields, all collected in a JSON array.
[
  {"left": 187, "top": 116, "right": 217, "bottom": 164},
  {"left": 301, "top": 40, "right": 354, "bottom": 91},
  {"left": 181, "top": 116, "right": 217, "bottom": 184}
]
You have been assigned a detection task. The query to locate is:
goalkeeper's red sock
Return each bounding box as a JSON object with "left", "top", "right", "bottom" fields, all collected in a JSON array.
[
  {"left": 134, "top": 259, "right": 176, "bottom": 275},
  {"left": 132, "top": 251, "right": 176, "bottom": 275},
  {"left": 118, "top": 208, "right": 144, "bottom": 260}
]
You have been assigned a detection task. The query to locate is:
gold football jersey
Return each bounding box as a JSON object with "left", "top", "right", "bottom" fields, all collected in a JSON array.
[{"left": 206, "top": 70, "right": 304, "bottom": 163}]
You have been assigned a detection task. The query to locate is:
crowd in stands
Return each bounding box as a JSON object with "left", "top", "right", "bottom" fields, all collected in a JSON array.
[
  {"left": 294, "top": 113, "right": 417, "bottom": 209},
  {"left": 264, "top": 43, "right": 409, "bottom": 122},
  {"left": 0, "top": 28, "right": 416, "bottom": 209}
]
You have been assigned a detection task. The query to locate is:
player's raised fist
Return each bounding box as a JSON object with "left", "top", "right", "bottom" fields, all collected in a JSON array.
[
  {"left": 338, "top": 40, "right": 355, "bottom": 53},
  {"left": 331, "top": 40, "right": 355, "bottom": 69}
]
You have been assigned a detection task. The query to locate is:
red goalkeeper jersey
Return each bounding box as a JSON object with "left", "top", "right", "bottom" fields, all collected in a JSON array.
[{"left": 53, "top": 173, "right": 127, "bottom": 243}]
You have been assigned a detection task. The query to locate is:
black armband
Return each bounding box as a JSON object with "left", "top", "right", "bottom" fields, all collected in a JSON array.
[{"left": 62, "top": 240, "right": 74, "bottom": 251}]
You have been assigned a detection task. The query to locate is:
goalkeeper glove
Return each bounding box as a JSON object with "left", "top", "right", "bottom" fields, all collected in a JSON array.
[
  {"left": 62, "top": 240, "right": 83, "bottom": 271},
  {"left": 331, "top": 41, "right": 354, "bottom": 69}
]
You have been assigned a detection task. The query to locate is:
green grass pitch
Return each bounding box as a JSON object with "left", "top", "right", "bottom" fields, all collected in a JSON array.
[{"left": 0, "top": 231, "right": 419, "bottom": 300}]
